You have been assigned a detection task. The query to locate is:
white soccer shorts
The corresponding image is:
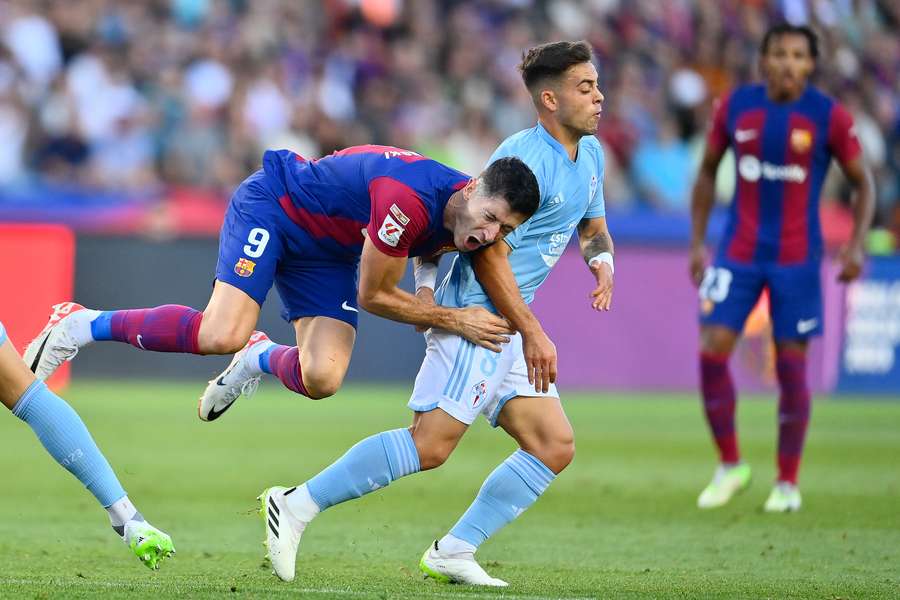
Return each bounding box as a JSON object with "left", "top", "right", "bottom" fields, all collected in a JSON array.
[{"left": 408, "top": 329, "right": 559, "bottom": 426}]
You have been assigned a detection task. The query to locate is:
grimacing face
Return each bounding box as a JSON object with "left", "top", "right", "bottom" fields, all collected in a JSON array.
[
  {"left": 761, "top": 33, "right": 814, "bottom": 100},
  {"left": 554, "top": 62, "right": 605, "bottom": 135},
  {"left": 453, "top": 181, "right": 528, "bottom": 252}
]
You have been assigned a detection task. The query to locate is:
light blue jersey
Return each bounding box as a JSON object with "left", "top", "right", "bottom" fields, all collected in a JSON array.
[{"left": 437, "top": 123, "right": 606, "bottom": 311}]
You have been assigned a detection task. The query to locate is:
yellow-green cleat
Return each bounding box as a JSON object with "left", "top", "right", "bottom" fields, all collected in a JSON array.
[
  {"left": 697, "top": 463, "right": 752, "bottom": 509},
  {"left": 763, "top": 482, "right": 802, "bottom": 513},
  {"left": 124, "top": 520, "right": 175, "bottom": 570}
]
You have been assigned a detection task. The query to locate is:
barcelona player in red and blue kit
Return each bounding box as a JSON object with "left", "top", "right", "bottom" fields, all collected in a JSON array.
[
  {"left": 689, "top": 24, "right": 874, "bottom": 512},
  {"left": 25, "top": 146, "right": 539, "bottom": 416}
]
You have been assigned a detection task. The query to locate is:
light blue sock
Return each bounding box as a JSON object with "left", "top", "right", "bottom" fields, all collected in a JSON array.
[
  {"left": 306, "top": 428, "right": 420, "bottom": 510},
  {"left": 13, "top": 380, "right": 126, "bottom": 507},
  {"left": 450, "top": 449, "right": 556, "bottom": 548}
]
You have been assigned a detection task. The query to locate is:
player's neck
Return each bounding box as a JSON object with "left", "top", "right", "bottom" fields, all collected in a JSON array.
[
  {"left": 539, "top": 117, "right": 580, "bottom": 161},
  {"left": 765, "top": 83, "right": 807, "bottom": 104},
  {"left": 443, "top": 190, "right": 463, "bottom": 232}
]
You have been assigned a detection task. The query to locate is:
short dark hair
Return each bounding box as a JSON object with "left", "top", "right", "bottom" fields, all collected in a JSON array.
[
  {"left": 760, "top": 23, "right": 818, "bottom": 59},
  {"left": 481, "top": 157, "right": 540, "bottom": 219},
  {"left": 518, "top": 40, "right": 594, "bottom": 93}
]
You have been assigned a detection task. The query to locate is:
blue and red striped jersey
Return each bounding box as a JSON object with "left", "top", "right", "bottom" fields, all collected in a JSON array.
[
  {"left": 708, "top": 84, "right": 861, "bottom": 264},
  {"left": 261, "top": 145, "right": 468, "bottom": 260}
]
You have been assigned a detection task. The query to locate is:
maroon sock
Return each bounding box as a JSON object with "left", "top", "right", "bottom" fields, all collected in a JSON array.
[
  {"left": 700, "top": 352, "right": 739, "bottom": 463},
  {"left": 105, "top": 305, "right": 202, "bottom": 353},
  {"left": 265, "top": 345, "right": 310, "bottom": 397},
  {"left": 775, "top": 349, "right": 810, "bottom": 485}
]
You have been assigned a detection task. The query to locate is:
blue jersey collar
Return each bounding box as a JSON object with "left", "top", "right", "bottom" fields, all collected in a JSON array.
[{"left": 535, "top": 122, "right": 582, "bottom": 166}]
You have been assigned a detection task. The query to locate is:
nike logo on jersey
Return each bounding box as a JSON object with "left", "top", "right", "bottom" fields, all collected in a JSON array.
[
  {"left": 341, "top": 301, "right": 358, "bottom": 313},
  {"left": 735, "top": 129, "right": 757, "bottom": 143},
  {"left": 797, "top": 318, "right": 818, "bottom": 334}
]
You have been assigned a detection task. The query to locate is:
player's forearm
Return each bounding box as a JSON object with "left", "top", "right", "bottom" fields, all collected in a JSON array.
[
  {"left": 579, "top": 227, "right": 614, "bottom": 265},
  {"left": 849, "top": 171, "right": 876, "bottom": 248},
  {"left": 690, "top": 171, "right": 717, "bottom": 247},
  {"left": 359, "top": 287, "right": 460, "bottom": 330},
  {"left": 473, "top": 249, "right": 542, "bottom": 336}
]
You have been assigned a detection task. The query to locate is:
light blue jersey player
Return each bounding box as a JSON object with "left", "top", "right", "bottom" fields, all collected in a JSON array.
[
  {"left": 408, "top": 122, "right": 607, "bottom": 422},
  {"left": 251, "top": 42, "right": 615, "bottom": 587}
]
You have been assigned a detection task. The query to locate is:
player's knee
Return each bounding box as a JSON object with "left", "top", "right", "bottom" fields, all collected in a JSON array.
[
  {"left": 199, "top": 327, "right": 249, "bottom": 355},
  {"left": 302, "top": 368, "right": 345, "bottom": 400},
  {"left": 526, "top": 433, "right": 575, "bottom": 474},
  {"left": 416, "top": 443, "right": 453, "bottom": 470}
]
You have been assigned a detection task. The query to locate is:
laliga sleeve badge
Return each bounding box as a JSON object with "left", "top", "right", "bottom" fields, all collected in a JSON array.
[
  {"left": 234, "top": 257, "right": 256, "bottom": 277},
  {"left": 377, "top": 214, "right": 405, "bottom": 247}
]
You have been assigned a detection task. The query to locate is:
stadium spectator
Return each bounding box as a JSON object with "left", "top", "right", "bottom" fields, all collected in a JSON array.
[{"left": 0, "top": 0, "right": 897, "bottom": 242}]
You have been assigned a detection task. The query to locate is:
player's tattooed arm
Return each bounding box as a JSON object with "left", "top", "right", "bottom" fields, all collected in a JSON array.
[
  {"left": 578, "top": 217, "right": 614, "bottom": 312},
  {"left": 474, "top": 242, "right": 557, "bottom": 392},
  {"left": 359, "top": 239, "right": 512, "bottom": 352}
]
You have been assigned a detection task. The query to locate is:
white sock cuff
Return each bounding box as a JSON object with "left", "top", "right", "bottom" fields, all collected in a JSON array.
[
  {"left": 284, "top": 483, "right": 321, "bottom": 523},
  {"left": 438, "top": 533, "right": 477, "bottom": 555},
  {"left": 106, "top": 495, "right": 137, "bottom": 527}
]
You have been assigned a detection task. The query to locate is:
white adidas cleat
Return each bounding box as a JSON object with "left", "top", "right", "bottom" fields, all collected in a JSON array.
[
  {"left": 697, "top": 463, "right": 752, "bottom": 509},
  {"left": 763, "top": 482, "right": 802, "bottom": 513},
  {"left": 419, "top": 540, "right": 508, "bottom": 587},
  {"left": 259, "top": 486, "right": 308, "bottom": 582},
  {"left": 24, "top": 302, "right": 90, "bottom": 380},
  {"left": 199, "top": 331, "right": 272, "bottom": 421}
]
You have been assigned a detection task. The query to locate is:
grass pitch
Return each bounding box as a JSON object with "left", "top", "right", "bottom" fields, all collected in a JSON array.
[{"left": 0, "top": 382, "right": 898, "bottom": 599}]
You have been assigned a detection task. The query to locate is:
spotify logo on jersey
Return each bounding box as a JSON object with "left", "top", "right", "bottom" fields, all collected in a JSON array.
[{"left": 738, "top": 155, "right": 807, "bottom": 183}]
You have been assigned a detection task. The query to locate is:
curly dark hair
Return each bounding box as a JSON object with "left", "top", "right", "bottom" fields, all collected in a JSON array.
[{"left": 760, "top": 23, "right": 819, "bottom": 59}]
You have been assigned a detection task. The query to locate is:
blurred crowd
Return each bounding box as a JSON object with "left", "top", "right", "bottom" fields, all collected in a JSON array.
[{"left": 1, "top": 0, "right": 899, "bottom": 237}]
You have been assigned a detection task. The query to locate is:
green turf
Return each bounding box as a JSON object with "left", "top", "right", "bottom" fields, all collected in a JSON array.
[{"left": 1, "top": 382, "right": 898, "bottom": 599}]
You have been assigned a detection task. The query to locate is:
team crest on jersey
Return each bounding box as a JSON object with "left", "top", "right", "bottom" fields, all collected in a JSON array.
[
  {"left": 234, "top": 258, "right": 256, "bottom": 277},
  {"left": 377, "top": 214, "right": 404, "bottom": 247},
  {"left": 389, "top": 203, "right": 410, "bottom": 225},
  {"left": 790, "top": 129, "right": 812, "bottom": 153},
  {"left": 471, "top": 380, "right": 487, "bottom": 407}
]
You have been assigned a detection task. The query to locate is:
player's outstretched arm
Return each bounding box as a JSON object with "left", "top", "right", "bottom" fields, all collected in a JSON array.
[
  {"left": 358, "top": 239, "right": 512, "bottom": 352},
  {"left": 473, "top": 241, "right": 556, "bottom": 393},
  {"left": 836, "top": 155, "right": 875, "bottom": 282},
  {"left": 578, "top": 216, "right": 615, "bottom": 311},
  {"left": 689, "top": 142, "right": 726, "bottom": 286}
]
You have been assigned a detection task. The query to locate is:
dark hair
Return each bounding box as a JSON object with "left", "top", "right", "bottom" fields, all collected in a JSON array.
[
  {"left": 760, "top": 23, "right": 818, "bottom": 59},
  {"left": 518, "top": 40, "right": 594, "bottom": 92},
  {"left": 481, "top": 157, "right": 540, "bottom": 219}
]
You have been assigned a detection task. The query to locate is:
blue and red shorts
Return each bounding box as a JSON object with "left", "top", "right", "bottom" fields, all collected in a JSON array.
[
  {"left": 698, "top": 257, "right": 822, "bottom": 340},
  {"left": 214, "top": 171, "right": 360, "bottom": 328}
]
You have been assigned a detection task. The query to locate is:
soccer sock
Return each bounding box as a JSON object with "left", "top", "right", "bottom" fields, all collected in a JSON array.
[
  {"left": 12, "top": 380, "right": 127, "bottom": 508},
  {"left": 260, "top": 345, "right": 309, "bottom": 397},
  {"left": 449, "top": 449, "right": 555, "bottom": 549},
  {"left": 305, "top": 428, "right": 420, "bottom": 511},
  {"left": 700, "top": 352, "right": 739, "bottom": 464},
  {"left": 106, "top": 496, "right": 144, "bottom": 537},
  {"left": 90, "top": 305, "right": 203, "bottom": 353},
  {"left": 775, "top": 348, "right": 811, "bottom": 485}
]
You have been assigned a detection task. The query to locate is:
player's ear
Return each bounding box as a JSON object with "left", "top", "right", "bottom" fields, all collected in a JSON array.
[
  {"left": 463, "top": 177, "right": 478, "bottom": 200},
  {"left": 540, "top": 88, "right": 557, "bottom": 112}
]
